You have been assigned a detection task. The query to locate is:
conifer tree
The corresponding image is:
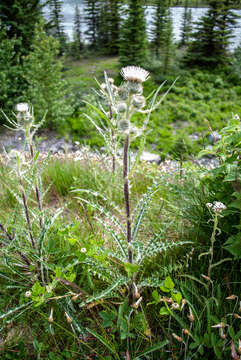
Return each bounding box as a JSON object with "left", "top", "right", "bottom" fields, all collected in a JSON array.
[
  {"left": 83, "top": 0, "right": 100, "bottom": 50},
  {"left": 108, "top": 0, "right": 122, "bottom": 55},
  {"left": 119, "top": 0, "right": 147, "bottom": 67},
  {"left": 184, "top": 0, "right": 238, "bottom": 67},
  {"left": 23, "top": 19, "right": 73, "bottom": 128},
  {"left": 49, "top": 0, "right": 66, "bottom": 54},
  {"left": 0, "top": 0, "right": 42, "bottom": 58},
  {"left": 72, "top": 4, "right": 83, "bottom": 58},
  {"left": 180, "top": 0, "right": 192, "bottom": 47},
  {"left": 162, "top": 8, "right": 174, "bottom": 74},
  {"left": 151, "top": 0, "right": 169, "bottom": 58}
]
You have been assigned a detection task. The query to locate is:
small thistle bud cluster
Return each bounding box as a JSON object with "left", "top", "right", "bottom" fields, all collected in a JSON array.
[{"left": 206, "top": 201, "right": 226, "bottom": 213}]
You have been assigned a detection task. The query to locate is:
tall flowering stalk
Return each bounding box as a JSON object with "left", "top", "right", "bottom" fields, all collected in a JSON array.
[{"left": 84, "top": 66, "right": 177, "bottom": 304}]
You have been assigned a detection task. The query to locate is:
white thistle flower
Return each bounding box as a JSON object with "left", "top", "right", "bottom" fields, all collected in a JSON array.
[
  {"left": 16, "top": 103, "right": 29, "bottom": 112},
  {"left": 120, "top": 66, "right": 149, "bottom": 83}
]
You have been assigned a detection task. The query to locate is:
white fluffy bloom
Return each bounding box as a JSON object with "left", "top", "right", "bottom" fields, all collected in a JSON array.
[
  {"left": 206, "top": 201, "right": 226, "bottom": 213},
  {"left": 16, "top": 103, "right": 29, "bottom": 112},
  {"left": 80, "top": 247, "right": 87, "bottom": 253},
  {"left": 120, "top": 66, "right": 149, "bottom": 83}
]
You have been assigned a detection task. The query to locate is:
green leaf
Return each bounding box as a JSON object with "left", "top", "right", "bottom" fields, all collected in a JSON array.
[
  {"left": 32, "top": 281, "right": 46, "bottom": 296},
  {"left": 152, "top": 290, "right": 161, "bottom": 304},
  {"left": 160, "top": 276, "right": 175, "bottom": 292},
  {"left": 134, "top": 340, "right": 169, "bottom": 358},
  {"left": 86, "top": 328, "right": 119, "bottom": 358},
  {"left": 124, "top": 262, "right": 139, "bottom": 277},
  {"left": 159, "top": 306, "right": 170, "bottom": 316},
  {"left": 68, "top": 237, "right": 77, "bottom": 245},
  {"left": 171, "top": 291, "right": 182, "bottom": 304}
]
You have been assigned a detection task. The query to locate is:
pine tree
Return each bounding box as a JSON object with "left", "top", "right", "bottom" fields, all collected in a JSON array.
[
  {"left": 162, "top": 8, "right": 174, "bottom": 74},
  {"left": 180, "top": 0, "right": 192, "bottom": 47},
  {"left": 119, "top": 0, "right": 147, "bottom": 67},
  {"left": 151, "top": 0, "right": 169, "bottom": 58},
  {"left": 72, "top": 4, "right": 83, "bottom": 58},
  {"left": 23, "top": 19, "right": 73, "bottom": 129},
  {"left": 108, "top": 0, "right": 122, "bottom": 55},
  {"left": 83, "top": 0, "right": 101, "bottom": 50},
  {"left": 184, "top": 0, "right": 238, "bottom": 67},
  {"left": 49, "top": 0, "right": 66, "bottom": 54}
]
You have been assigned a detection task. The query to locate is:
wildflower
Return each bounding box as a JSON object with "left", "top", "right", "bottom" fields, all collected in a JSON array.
[
  {"left": 220, "top": 328, "right": 226, "bottom": 339},
  {"left": 187, "top": 307, "right": 195, "bottom": 322},
  {"left": 172, "top": 333, "right": 183, "bottom": 342},
  {"left": 25, "top": 291, "right": 31, "bottom": 298},
  {"left": 181, "top": 299, "right": 187, "bottom": 310},
  {"left": 120, "top": 66, "right": 149, "bottom": 83},
  {"left": 132, "top": 296, "right": 143, "bottom": 309},
  {"left": 80, "top": 247, "right": 86, "bottom": 253},
  {"left": 183, "top": 329, "right": 192, "bottom": 337},
  {"left": 48, "top": 308, "right": 54, "bottom": 323},
  {"left": 202, "top": 274, "right": 211, "bottom": 281},
  {"left": 234, "top": 313, "right": 241, "bottom": 319},
  {"left": 171, "top": 302, "right": 180, "bottom": 310},
  {"left": 65, "top": 312, "right": 72, "bottom": 323},
  {"left": 16, "top": 103, "right": 29, "bottom": 112},
  {"left": 211, "top": 322, "right": 226, "bottom": 328},
  {"left": 226, "top": 295, "right": 237, "bottom": 300}
]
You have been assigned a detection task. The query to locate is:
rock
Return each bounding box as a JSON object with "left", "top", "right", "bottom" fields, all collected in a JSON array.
[
  {"left": 208, "top": 131, "right": 221, "bottom": 144},
  {"left": 140, "top": 151, "right": 161, "bottom": 164}
]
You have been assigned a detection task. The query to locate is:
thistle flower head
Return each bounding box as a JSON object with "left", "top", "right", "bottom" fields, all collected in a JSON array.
[
  {"left": 120, "top": 66, "right": 149, "bottom": 83},
  {"left": 16, "top": 103, "right": 29, "bottom": 112},
  {"left": 117, "top": 102, "right": 127, "bottom": 113}
]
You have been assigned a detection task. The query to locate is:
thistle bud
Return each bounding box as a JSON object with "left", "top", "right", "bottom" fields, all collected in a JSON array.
[
  {"left": 65, "top": 312, "right": 72, "bottom": 323},
  {"left": 48, "top": 308, "right": 54, "bottom": 323},
  {"left": 118, "top": 120, "right": 129, "bottom": 132},
  {"left": 117, "top": 102, "right": 127, "bottom": 113},
  {"left": 118, "top": 86, "right": 129, "bottom": 100},
  {"left": 132, "top": 95, "right": 146, "bottom": 109}
]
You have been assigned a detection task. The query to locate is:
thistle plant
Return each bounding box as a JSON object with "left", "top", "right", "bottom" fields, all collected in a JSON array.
[{"left": 76, "top": 68, "right": 186, "bottom": 306}]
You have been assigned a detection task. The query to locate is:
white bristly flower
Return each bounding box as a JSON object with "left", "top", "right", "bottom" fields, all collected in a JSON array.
[
  {"left": 16, "top": 103, "right": 29, "bottom": 112},
  {"left": 120, "top": 66, "right": 149, "bottom": 83},
  {"left": 80, "top": 247, "right": 87, "bottom": 253}
]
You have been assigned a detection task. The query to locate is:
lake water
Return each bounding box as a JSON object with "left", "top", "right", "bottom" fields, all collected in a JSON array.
[{"left": 44, "top": 4, "right": 241, "bottom": 49}]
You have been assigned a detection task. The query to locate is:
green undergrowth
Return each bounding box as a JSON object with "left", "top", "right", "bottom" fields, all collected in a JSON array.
[{"left": 65, "top": 58, "right": 241, "bottom": 158}]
